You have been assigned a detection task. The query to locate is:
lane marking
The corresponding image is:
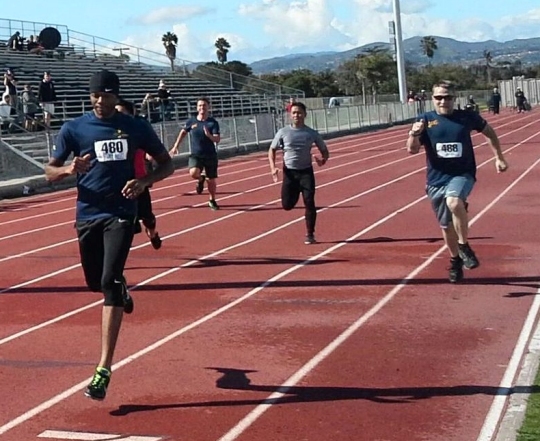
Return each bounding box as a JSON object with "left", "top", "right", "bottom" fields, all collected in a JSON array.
[
  {"left": 38, "top": 430, "right": 162, "bottom": 440},
  {"left": 1, "top": 135, "right": 539, "bottom": 437},
  {"left": 218, "top": 152, "right": 540, "bottom": 441}
]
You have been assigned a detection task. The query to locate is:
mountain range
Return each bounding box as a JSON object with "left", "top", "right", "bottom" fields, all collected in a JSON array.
[{"left": 248, "top": 36, "right": 540, "bottom": 74}]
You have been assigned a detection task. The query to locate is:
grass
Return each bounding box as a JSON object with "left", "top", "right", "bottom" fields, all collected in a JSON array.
[{"left": 516, "top": 366, "right": 540, "bottom": 441}]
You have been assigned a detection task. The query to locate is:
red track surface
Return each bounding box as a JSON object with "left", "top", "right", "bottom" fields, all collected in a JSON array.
[{"left": 1, "top": 109, "right": 540, "bottom": 441}]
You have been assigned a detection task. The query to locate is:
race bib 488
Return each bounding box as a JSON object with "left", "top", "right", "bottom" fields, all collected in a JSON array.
[
  {"left": 436, "top": 142, "right": 462, "bottom": 158},
  {"left": 94, "top": 139, "right": 128, "bottom": 162}
]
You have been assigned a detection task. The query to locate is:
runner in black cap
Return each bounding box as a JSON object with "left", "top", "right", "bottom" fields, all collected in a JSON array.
[{"left": 45, "top": 69, "right": 173, "bottom": 401}]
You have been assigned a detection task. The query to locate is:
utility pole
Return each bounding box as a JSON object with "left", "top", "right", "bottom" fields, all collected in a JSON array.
[{"left": 391, "top": 0, "right": 407, "bottom": 103}]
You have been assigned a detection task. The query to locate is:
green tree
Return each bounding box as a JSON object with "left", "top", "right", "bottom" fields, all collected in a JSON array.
[
  {"left": 311, "top": 70, "right": 340, "bottom": 97},
  {"left": 281, "top": 69, "right": 315, "bottom": 97},
  {"left": 356, "top": 47, "right": 396, "bottom": 103},
  {"left": 335, "top": 58, "right": 364, "bottom": 96},
  {"left": 162, "top": 32, "right": 178, "bottom": 72},
  {"left": 420, "top": 36, "right": 438, "bottom": 66},
  {"left": 215, "top": 37, "right": 231, "bottom": 64}
]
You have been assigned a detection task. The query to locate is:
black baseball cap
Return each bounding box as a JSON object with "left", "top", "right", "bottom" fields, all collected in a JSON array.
[{"left": 89, "top": 69, "right": 120, "bottom": 95}]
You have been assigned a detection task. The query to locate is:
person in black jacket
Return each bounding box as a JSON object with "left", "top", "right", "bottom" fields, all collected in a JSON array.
[
  {"left": 38, "top": 71, "right": 57, "bottom": 127},
  {"left": 490, "top": 87, "right": 501, "bottom": 114},
  {"left": 515, "top": 87, "right": 527, "bottom": 113}
]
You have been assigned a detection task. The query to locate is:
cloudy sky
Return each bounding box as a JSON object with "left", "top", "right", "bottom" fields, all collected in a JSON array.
[{"left": 2, "top": 0, "right": 539, "bottom": 64}]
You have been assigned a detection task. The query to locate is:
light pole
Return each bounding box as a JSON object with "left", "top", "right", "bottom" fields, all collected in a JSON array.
[{"left": 392, "top": 0, "right": 407, "bottom": 103}]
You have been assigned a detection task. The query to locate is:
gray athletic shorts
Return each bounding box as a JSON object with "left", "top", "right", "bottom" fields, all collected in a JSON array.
[{"left": 426, "top": 174, "right": 475, "bottom": 228}]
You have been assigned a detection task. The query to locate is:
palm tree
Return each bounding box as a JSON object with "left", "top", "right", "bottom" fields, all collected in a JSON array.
[
  {"left": 483, "top": 49, "right": 493, "bottom": 84},
  {"left": 420, "top": 36, "right": 438, "bottom": 66},
  {"left": 215, "top": 37, "right": 231, "bottom": 64},
  {"left": 162, "top": 32, "right": 178, "bottom": 72}
]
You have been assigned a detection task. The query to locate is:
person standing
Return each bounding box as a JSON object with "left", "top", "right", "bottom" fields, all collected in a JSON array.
[
  {"left": 169, "top": 97, "right": 221, "bottom": 210},
  {"left": 406, "top": 80, "right": 508, "bottom": 283},
  {"left": 268, "top": 101, "right": 329, "bottom": 244},
  {"left": 44, "top": 69, "right": 173, "bottom": 400},
  {"left": 38, "top": 71, "right": 57, "bottom": 128},
  {"left": 490, "top": 87, "right": 501, "bottom": 115},
  {"left": 4, "top": 68, "right": 18, "bottom": 111},
  {"left": 21, "top": 84, "right": 39, "bottom": 131},
  {"left": 515, "top": 88, "right": 527, "bottom": 113}
]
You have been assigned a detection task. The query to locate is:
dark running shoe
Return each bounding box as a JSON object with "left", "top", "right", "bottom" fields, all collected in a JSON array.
[
  {"left": 150, "top": 232, "right": 162, "bottom": 250},
  {"left": 458, "top": 242, "right": 480, "bottom": 269},
  {"left": 304, "top": 234, "right": 316, "bottom": 245},
  {"left": 118, "top": 276, "right": 133, "bottom": 314},
  {"left": 85, "top": 367, "right": 111, "bottom": 401},
  {"left": 208, "top": 199, "right": 220, "bottom": 210},
  {"left": 448, "top": 257, "right": 464, "bottom": 283},
  {"left": 196, "top": 175, "right": 206, "bottom": 194}
]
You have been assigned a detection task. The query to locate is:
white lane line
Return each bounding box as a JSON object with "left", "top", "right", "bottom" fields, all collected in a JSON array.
[
  {"left": 1, "top": 133, "right": 539, "bottom": 437},
  {"left": 0, "top": 126, "right": 538, "bottom": 347},
  {"left": 0, "top": 113, "right": 532, "bottom": 258},
  {"left": 38, "top": 429, "right": 162, "bottom": 440},
  {"left": 217, "top": 151, "right": 540, "bottom": 441},
  {"left": 0, "top": 131, "right": 405, "bottom": 234},
  {"left": 476, "top": 303, "right": 540, "bottom": 440}
]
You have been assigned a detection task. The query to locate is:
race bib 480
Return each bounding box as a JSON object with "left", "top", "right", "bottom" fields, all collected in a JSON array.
[
  {"left": 94, "top": 139, "right": 128, "bottom": 162},
  {"left": 436, "top": 142, "right": 462, "bottom": 158}
]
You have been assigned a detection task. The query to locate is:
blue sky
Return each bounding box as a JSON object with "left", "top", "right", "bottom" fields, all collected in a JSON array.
[{"left": 2, "top": 0, "right": 539, "bottom": 63}]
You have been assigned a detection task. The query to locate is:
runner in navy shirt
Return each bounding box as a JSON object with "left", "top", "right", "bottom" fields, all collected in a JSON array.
[
  {"left": 406, "top": 80, "right": 507, "bottom": 283},
  {"left": 45, "top": 69, "right": 173, "bottom": 400},
  {"left": 169, "top": 97, "right": 221, "bottom": 210}
]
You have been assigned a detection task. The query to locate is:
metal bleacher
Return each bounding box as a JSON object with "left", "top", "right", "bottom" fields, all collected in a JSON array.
[
  {"left": 0, "top": 18, "right": 302, "bottom": 165},
  {"left": 0, "top": 18, "right": 304, "bottom": 119}
]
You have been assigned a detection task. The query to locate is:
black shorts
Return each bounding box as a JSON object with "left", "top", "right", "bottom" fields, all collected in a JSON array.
[
  {"left": 76, "top": 215, "right": 136, "bottom": 292},
  {"left": 188, "top": 155, "right": 218, "bottom": 179}
]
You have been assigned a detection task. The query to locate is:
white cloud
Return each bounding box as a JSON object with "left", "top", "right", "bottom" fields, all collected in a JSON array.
[
  {"left": 134, "top": 6, "right": 213, "bottom": 25},
  {"left": 117, "top": 2, "right": 540, "bottom": 65},
  {"left": 238, "top": 0, "right": 347, "bottom": 50}
]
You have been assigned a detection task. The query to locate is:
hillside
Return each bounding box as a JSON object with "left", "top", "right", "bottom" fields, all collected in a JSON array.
[{"left": 248, "top": 36, "right": 540, "bottom": 74}]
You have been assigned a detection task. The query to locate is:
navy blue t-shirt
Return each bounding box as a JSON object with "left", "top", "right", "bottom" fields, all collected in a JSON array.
[
  {"left": 417, "top": 110, "right": 487, "bottom": 186},
  {"left": 183, "top": 116, "right": 219, "bottom": 157},
  {"left": 52, "top": 111, "right": 167, "bottom": 220}
]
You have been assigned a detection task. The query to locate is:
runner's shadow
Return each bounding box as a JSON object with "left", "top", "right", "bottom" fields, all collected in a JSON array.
[
  {"left": 4, "top": 275, "right": 540, "bottom": 294},
  {"left": 189, "top": 257, "right": 346, "bottom": 268},
  {"left": 110, "top": 381, "right": 540, "bottom": 416},
  {"left": 341, "top": 236, "right": 493, "bottom": 245}
]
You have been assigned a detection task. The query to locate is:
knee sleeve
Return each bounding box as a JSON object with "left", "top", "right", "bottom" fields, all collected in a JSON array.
[{"left": 101, "top": 278, "right": 125, "bottom": 307}]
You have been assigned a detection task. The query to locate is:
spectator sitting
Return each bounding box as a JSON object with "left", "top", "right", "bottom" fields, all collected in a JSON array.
[
  {"left": 26, "top": 35, "right": 44, "bottom": 55},
  {"left": 21, "top": 84, "right": 39, "bottom": 131},
  {"left": 7, "top": 31, "right": 24, "bottom": 51}
]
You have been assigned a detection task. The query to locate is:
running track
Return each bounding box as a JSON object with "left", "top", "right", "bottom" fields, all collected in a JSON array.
[{"left": 1, "top": 109, "right": 540, "bottom": 441}]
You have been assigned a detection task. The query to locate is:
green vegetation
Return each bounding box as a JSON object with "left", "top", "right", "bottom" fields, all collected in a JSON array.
[
  {"left": 178, "top": 35, "right": 540, "bottom": 98},
  {"left": 517, "top": 368, "right": 540, "bottom": 441}
]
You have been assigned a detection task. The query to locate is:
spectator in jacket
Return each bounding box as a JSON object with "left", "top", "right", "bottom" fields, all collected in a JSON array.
[{"left": 38, "top": 71, "right": 57, "bottom": 128}]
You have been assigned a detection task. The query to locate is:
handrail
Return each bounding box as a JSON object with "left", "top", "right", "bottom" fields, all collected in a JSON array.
[{"left": 0, "top": 17, "right": 304, "bottom": 98}]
